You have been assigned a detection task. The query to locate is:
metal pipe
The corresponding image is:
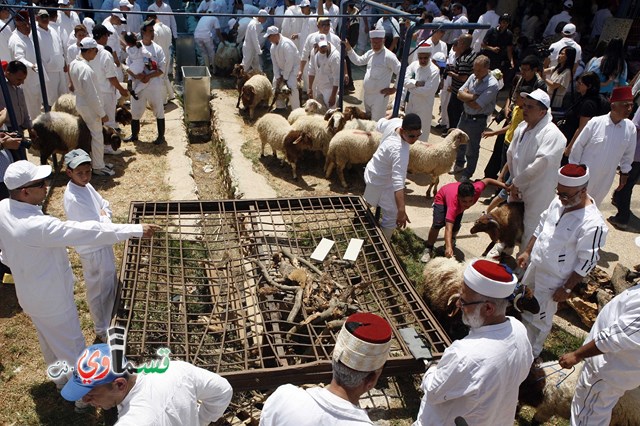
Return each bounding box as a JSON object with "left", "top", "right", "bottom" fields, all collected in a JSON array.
[
  {"left": 337, "top": 1, "right": 350, "bottom": 110},
  {"left": 0, "top": 66, "right": 20, "bottom": 137},
  {"left": 27, "top": 7, "right": 50, "bottom": 113},
  {"left": 392, "top": 22, "right": 491, "bottom": 118}
]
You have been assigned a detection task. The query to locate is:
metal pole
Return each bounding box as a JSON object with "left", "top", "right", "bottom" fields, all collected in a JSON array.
[
  {"left": 0, "top": 67, "right": 20, "bottom": 135},
  {"left": 27, "top": 6, "right": 50, "bottom": 113},
  {"left": 337, "top": 1, "right": 350, "bottom": 110},
  {"left": 392, "top": 22, "right": 491, "bottom": 118}
]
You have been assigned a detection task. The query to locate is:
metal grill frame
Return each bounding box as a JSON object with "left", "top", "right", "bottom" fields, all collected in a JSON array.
[{"left": 114, "top": 196, "right": 450, "bottom": 391}]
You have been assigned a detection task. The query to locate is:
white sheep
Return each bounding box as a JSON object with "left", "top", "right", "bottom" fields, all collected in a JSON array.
[
  {"left": 421, "top": 257, "right": 464, "bottom": 320},
  {"left": 408, "top": 129, "right": 470, "bottom": 198},
  {"left": 241, "top": 74, "right": 272, "bottom": 119},
  {"left": 214, "top": 40, "right": 241, "bottom": 76},
  {"left": 256, "top": 113, "right": 291, "bottom": 158},
  {"left": 51, "top": 93, "right": 77, "bottom": 115},
  {"left": 287, "top": 99, "right": 325, "bottom": 125},
  {"left": 521, "top": 360, "right": 640, "bottom": 424},
  {"left": 324, "top": 129, "right": 381, "bottom": 188}
]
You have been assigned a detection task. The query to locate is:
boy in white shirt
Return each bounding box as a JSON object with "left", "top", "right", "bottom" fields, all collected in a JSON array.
[{"left": 63, "top": 149, "right": 118, "bottom": 343}]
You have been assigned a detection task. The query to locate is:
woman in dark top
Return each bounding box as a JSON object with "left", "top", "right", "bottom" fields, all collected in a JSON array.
[{"left": 562, "top": 72, "right": 611, "bottom": 159}]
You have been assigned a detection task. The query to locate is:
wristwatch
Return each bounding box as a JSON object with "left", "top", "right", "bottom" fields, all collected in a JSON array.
[{"left": 564, "top": 286, "right": 572, "bottom": 294}]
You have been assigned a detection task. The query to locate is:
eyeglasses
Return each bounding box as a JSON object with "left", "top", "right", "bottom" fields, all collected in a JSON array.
[
  {"left": 21, "top": 180, "right": 47, "bottom": 189},
  {"left": 457, "top": 297, "right": 488, "bottom": 307},
  {"left": 556, "top": 187, "right": 582, "bottom": 200},
  {"left": 403, "top": 130, "right": 422, "bottom": 139}
]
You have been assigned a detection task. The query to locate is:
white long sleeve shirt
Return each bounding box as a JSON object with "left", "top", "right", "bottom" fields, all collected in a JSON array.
[
  {"left": 271, "top": 35, "right": 299, "bottom": 80},
  {"left": 116, "top": 360, "right": 233, "bottom": 425},
  {"left": 9, "top": 30, "right": 36, "bottom": 69},
  {"left": 126, "top": 3, "right": 144, "bottom": 35},
  {"left": 543, "top": 11, "right": 572, "bottom": 39},
  {"left": 64, "top": 182, "right": 114, "bottom": 255},
  {"left": 364, "top": 118, "right": 408, "bottom": 191},
  {"left": 308, "top": 45, "right": 340, "bottom": 93},
  {"left": 569, "top": 113, "right": 637, "bottom": 206},
  {"left": 347, "top": 48, "right": 400, "bottom": 95},
  {"left": 69, "top": 56, "right": 106, "bottom": 118},
  {"left": 530, "top": 197, "right": 607, "bottom": 284},
  {"left": 36, "top": 26, "right": 66, "bottom": 72},
  {"left": 57, "top": 11, "right": 81, "bottom": 46},
  {"left": 260, "top": 384, "right": 373, "bottom": 425},
  {"left": 585, "top": 284, "right": 640, "bottom": 391},
  {"left": 153, "top": 21, "right": 173, "bottom": 59},
  {"left": 147, "top": 2, "right": 177, "bottom": 37},
  {"left": 403, "top": 60, "right": 440, "bottom": 99},
  {"left": 414, "top": 317, "right": 533, "bottom": 426},
  {"left": 300, "top": 30, "right": 340, "bottom": 62},
  {"left": 194, "top": 15, "right": 220, "bottom": 40},
  {"left": 0, "top": 21, "right": 13, "bottom": 61},
  {"left": 0, "top": 198, "right": 142, "bottom": 318},
  {"left": 91, "top": 45, "right": 119, "bottom": 94},
  {"left": 471, "top": 10, "right": 499, "bottom": 52},
  {"left": 243, "top": 18, "right": 264, "bottom": 57}
]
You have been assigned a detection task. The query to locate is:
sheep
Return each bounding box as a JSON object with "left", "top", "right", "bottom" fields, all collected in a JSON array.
[
  {"left": 519, "top": 360, "right": 640, "bottom": 425},
  {"left": 287, "top": 98, "right": 325, "bottom": 124},
  {"left": 270, "top": 79, "right": 292, "bottom": 110},
  {"left": 342, "top": 106, "right": 370, "bottom": 121},
  {"left": 281, "top": 113, "right": 343, "bottom": 179},
  {"left": 256, "top": 113, "right": 291, "bottom": 158},
  {"left": 240, "top": 74, "right": 272, "bottom": 120},
  {"left": 52, "top": 93, "right": 132, "bottom": 128},
  {"left": 324, "top": 109, "right": 377, "bottom": 133},
  {"left": 407, "top": 129, "right": 469, "bottom": 198},
  {"left": 470, "top": 202, "right": 525, "bottom": 259},
  {"left": 324, "top": 129, "right": 381, "bottom": 188},
  {"left": 30, "top": 112, "right": 122, "bottom": 165},
  {"left": 214, "top": 40, "right": 241, "bottom": 76},
  {"left": 231, "top": 64, "right": 264, "bottom": 108}
]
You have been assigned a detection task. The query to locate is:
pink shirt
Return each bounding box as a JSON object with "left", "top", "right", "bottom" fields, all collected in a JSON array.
[{"left": 434, "top": 181, "right": 486, "bottom": 222}]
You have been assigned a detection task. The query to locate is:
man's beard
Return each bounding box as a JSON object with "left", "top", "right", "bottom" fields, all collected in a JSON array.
[{"left": 462, "top": 308, "right": 485, "bottom": 329}]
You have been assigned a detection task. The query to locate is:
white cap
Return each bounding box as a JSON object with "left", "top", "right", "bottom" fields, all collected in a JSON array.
[
  {"left": 433, "top": 51, "right": 447, "bottom": 66},
  {"left": 315, "top": 33, "right": 327, "bottom": 46},
  {"left": 4, "top": 160, "right": 52, "bottom": 190},
  {"left": 370, "top": 29, "right": 385, "bottom": 39},
  {"left": 57, "top": 0, "right": 70, "bottom": 5},
  {"left": 416, "top": 42, "right": 432, "bottom": 54},
  {"left": 299, "top": 0, "right": 310, "bottom": 7},
  {"left": 111, "top": 9, "right": 126, "bottom": 21},
  {"left": 562, "top": 23, "right": 576, "bottom": 35},
  {"left": 227, "top": 18, "right": 237, "bottom": 28},
  {"left": 463, "top": 259, "right": 518, "bottom": 299},
  {"left": 557, "top": 164, "right": 590, "bottom": 187},
  {"left": 332, "top": 312, "right": 392, "bottom": 372},
  {"left": 264, "top": 25, "right": 279, "bottom": 38},
  {"left": 521, "top": 88, "right": 550, "bottom": 109},
  {"left": 119, "top": 0, "right": 130, "bottom": 7},
  {"left": 564, "top": 0, "right": 573, "bottom": 7},
  {"left": 82, "top": 17, "right": 95, "bottom": 32},
  {"left": 258, "top": 9, "right": 268, "bottom": 16},
  {"left": 318, "top": 38, "right": 328, "bottom": 47},
  {"left": 80, "top": 37, "right": 98, "bottom": 49}
]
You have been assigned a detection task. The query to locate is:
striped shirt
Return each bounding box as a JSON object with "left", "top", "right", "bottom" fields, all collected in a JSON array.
[{"left": 450, "top": 49, "right": 477, "bottom": 93}]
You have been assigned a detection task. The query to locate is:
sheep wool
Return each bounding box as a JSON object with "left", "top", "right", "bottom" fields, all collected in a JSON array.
[
  {"left": 241, "top": 74, "right": 272, "bottom": 119},
  {"left": 324, "top": 129, "right": 381, "bottom": 188},
  {"left": 256, "top": 113, "right": 292, "bottom": 158}
]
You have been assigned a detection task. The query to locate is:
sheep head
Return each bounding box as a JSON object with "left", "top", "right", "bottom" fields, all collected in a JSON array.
[
  {"left": 326, "top": 110, "right": 346, "bottom": 133},
  {"left": 447, "top": 129, "right": 469, "bottom": 147},
  {"left": 291, "top": 132, "right": 314, "bottom": 149},
  {"left": 103, "top": 126, "right": 122, "bottom": 151},
  {"left": 231, "top": 63, "right": 245, "bottom": 79},
  {"left": 343, "top": 106, "right": 370, "bottom": 121},
  {"left": 115, "top": 106, "right": 132, "bottom": 126},
  {"left": 279, "top": 84, "right": 292, "bottom": 97},
  {"left": 241, "top": 86, "right": 256, "bottom": 108},
  {"left": 304, "top": 99, "right": 323, "bottom": 114},
  {"left": 512, "top": 285, "right": 541, "bottom": 314},
  {"left": 470, "top": 213, "right": 501, "bottom": 243}
]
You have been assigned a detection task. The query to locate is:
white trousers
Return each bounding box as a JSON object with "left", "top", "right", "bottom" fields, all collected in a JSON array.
[
  {"left": 439, "top": 76, "right": 452, "bottom": 127},
  {"left": 101, "top": 91, "right": 117, "bottom": 128},
  {"left": 364, "top": 90, "right": 389, "bottom": 122},
  {"left": 364, "top": 183, "right": 397, "bottom": 231},
  {"left": 163, "top": 73, "right": 174, "bottom": 101},
  {"left": 241, "top": 45, "right": 262, "bottom": 73},
  {"left": 571, "top": 359, "right": 626, "bottom": 426},
  {"left": 31, "top": 308, "right": 86, "bottom": 386},
  {"left": 78, "top": 108, "right": 105, "bottom": 170},
  {"left": 521, "top": 265, "right": 565, "bottom": 356},
  {"left": 273, "top": 74, "right": 300, "bottom": 110},
  {"left": 131, "top": 82, "right": 165, "bottom": 120},
  {"left": 23, "top": 76, "right": 42, "bottom": 121},
  {"left": 44, "top": 70, "right": 68, "bottom": 106},
  {"left": 195, "top": 37, "right": 216, "bottom": 69},
  {"left": 406, "top": 94, "right": 435, "bottom": 142},
  {"left": 80, "top": 247, "right": 117, "bottom": 338}
]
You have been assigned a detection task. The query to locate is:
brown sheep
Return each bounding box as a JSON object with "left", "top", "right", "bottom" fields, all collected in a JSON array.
[
  {"left": 269, "top": 79, "right": 292, "bottom": 110},
  {"left": 282, "top": 130, "right": 314, "bottom": 179},
  {"left": 342, "top": 106, "right": 370, "bottom": 120},
  {"left": 240, "top": 74, "right": 272, "bottom": 120},
  {"left": 231, "top": 64, "right": 265, "bottom": 108},
  {"left": 470, "top": 202, "right": 525, "bottom": 258}
]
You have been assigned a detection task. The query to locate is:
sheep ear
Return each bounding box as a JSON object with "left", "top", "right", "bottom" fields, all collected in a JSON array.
[{"left": 292, "top": 135, "right": 303, "bottom": 145}]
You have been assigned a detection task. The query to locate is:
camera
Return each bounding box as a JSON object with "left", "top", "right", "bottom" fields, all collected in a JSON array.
[
  {"left": 530, "top": 43, "right": 552, "bottom": 60},
  {"left": 19, "top": 138, "right": 32, "bottom": 149}
]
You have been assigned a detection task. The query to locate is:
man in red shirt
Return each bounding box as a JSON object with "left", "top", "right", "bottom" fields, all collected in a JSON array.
[{"left": 421, "top": 178, "right": 506, "bottom": 262}]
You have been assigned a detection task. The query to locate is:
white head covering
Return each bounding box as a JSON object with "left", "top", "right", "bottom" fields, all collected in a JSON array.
[
  {"left": 557, "top": 164, "right": 589, "bottom": 187},
  {"left": 332, "top": 312, "right": 392, "bottom": 372},
  {"left": 416, "top": 42, "right": 432, "bottom": 54},
  {"left": 369, "top": 29, "right": 385, "bottom": 39},
  {"left": 463, "top": 259, "right": 518, "bottom": 299}
]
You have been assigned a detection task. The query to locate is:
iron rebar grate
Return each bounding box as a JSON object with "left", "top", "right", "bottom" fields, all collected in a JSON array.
[{"left": 114, "top": 196, "right": 450, "bottom": 391}]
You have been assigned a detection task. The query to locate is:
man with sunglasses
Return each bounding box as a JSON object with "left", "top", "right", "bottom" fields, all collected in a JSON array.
[
  {"left": 414, "top": 259, "right": 532, "bottom": 425},
  {"left": 568, "top": 86, "right": 637, "bottom": 211},
  {"left": 363, "top": 113, "right": 421, "bottom": 240},
  {"left": 0, "top": 161, "right": 160, "bottom": 400},
  {"left": 517, "top": 164, "right": 607, "bottom": 358}
]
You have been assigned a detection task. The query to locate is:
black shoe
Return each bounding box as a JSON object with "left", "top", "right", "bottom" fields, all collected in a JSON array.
[
  {"left": 153, "top": 118, "right": 165, "bottom": 145},
  {"left": 153, "top": 136, "right": 166, "bottom": 145},
  {"left": 607, "top": 216, "right": 628, "bottom": 230},
  {"left": 124, "top": 119, "right": 140, "bottom": 142}
]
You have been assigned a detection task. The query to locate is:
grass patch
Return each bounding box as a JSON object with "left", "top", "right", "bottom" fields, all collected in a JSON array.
[
  {"left": 540, "top": 325, "right": 584, "bottom": 362},
  {"left": 391, "top": 228, "right": 426, "bottom": 288}
]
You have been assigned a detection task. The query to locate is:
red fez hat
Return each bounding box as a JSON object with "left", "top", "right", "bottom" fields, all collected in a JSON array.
[
  {"left": 344, "top": 312, "right": 392, "bottom": 344},
  {"left": 16, "top": 10, "right": 30, "bottom": 21},
  {"left": 610, "top": 86, "right": 633, "bottom": 103},
  {"left": 464, "top": 259, "right": 517, "bottom": 298},
  {"left": 333, "top": 312, "right": 392, "bottom": 371},
  {"left": 558, "top": 163, "right": 589, "bottom": 186},
  {"left": 1, "top": 61, "right": 7, "bottom": 72}
]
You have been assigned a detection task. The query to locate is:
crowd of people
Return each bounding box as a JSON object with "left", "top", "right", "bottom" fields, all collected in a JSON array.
[{"left": 0, "top": 0, "right": 640, "bottom": 424}]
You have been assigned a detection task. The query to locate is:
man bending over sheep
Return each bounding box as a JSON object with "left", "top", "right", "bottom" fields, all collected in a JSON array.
[
  {"left": 559, "top": 247, "right": 640, "bottom": 425},
  {"left": 518, "top": 164, "right": 607, "bottom": 358},
  {"left": 414, "top": 259, "right": 533, "bottom": 425},
  {"left": 363, "top": 113, "right": 422, "bottom": 240},
  {"left": 420, "top": 178, "right": 507, "bottom": 263}
]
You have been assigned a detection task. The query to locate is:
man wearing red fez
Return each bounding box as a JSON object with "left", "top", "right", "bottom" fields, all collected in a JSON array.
[
  {"left": 414, "top": 259, "right": 532, "bottom": 426},
  {"left": 261, "top": 312, "right": 392, "bottom": 425},
  {"left": 568, "top": 85, "right": 637, "bottom": 208},
  {"left": 559, "top": 238, "right": 640, "bottom": 425},
  {"left": 518, "top": 164, "right": 608, "bottom": 357}
]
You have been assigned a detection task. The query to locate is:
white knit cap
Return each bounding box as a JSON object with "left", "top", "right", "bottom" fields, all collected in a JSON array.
[
  {"left": 264, "top": 25, "right": 279, "bottom": 38},
  {"left": 557, "top": 164, "right": 589, "bottom": 187},
  {"left": 416, "top": 42, "right": 432, "bottom": 54},
  {"left": 332, "top": 312, "right": 392, "bottom": 372},
  {"left": 370, "top": 29, "right": 385, "bottom": 39},
  {"left": 463, "top": 259, "right": 518, "bottom": 299}
]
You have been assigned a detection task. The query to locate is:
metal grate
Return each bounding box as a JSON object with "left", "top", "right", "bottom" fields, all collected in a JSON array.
[{"left": 114, "top": 196, "right": 450, "bottom": 391}]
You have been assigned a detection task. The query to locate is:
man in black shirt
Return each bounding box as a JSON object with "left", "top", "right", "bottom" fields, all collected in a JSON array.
[
  {"left": 446, "top": 34, "right": 476, "bottom": 134},
  {"left": 481, "top": 14, "right": 514, "bottom": 83}
]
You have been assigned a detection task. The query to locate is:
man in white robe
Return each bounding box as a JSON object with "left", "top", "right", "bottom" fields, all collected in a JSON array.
[
  {"left": 146, "top": 0, "right": 177, "bottom": 38},
  {"left": 345, "top": 29, "right": 400, "bottom": 122},
  {"left": 307, "top": 35, "right": 340, "bottom": 109},
  {"left": 57, "top": 0, "right": 81, "bottom": 46},
  {"left": 414, "top": 260, "right": 533, "bottom": 426},
  {"left": 506, "top": 89, "right": 565, "bottom": 249},
  {"left": 569, "top": 86, "right": 636, "bottom": 208},
  {"left": 518, "top": 164, "right": 608, "bottom": 357},
  {"left": 266, "top": 26, "right": 300, "bottom": 110},
  {"left": 260, "top": 312, "right": 392, "bottom": 425},
  {"left": 297, "top": 16, "right": 339, "bottom": 92},
  {"left": 36, "top": 10, "right": 67, "bottom": 106},
  {"left": 471, "top": 0, "right": 499, "bottom": 53},
  {"left": 9, "top": 12, "right": 42, "bottom": 121},
  {"left": 403, "top": 43, "right": 440, "bottom": 142},
  {"left": 241, "top": 10, "right": 268, "bottom": 73}
]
